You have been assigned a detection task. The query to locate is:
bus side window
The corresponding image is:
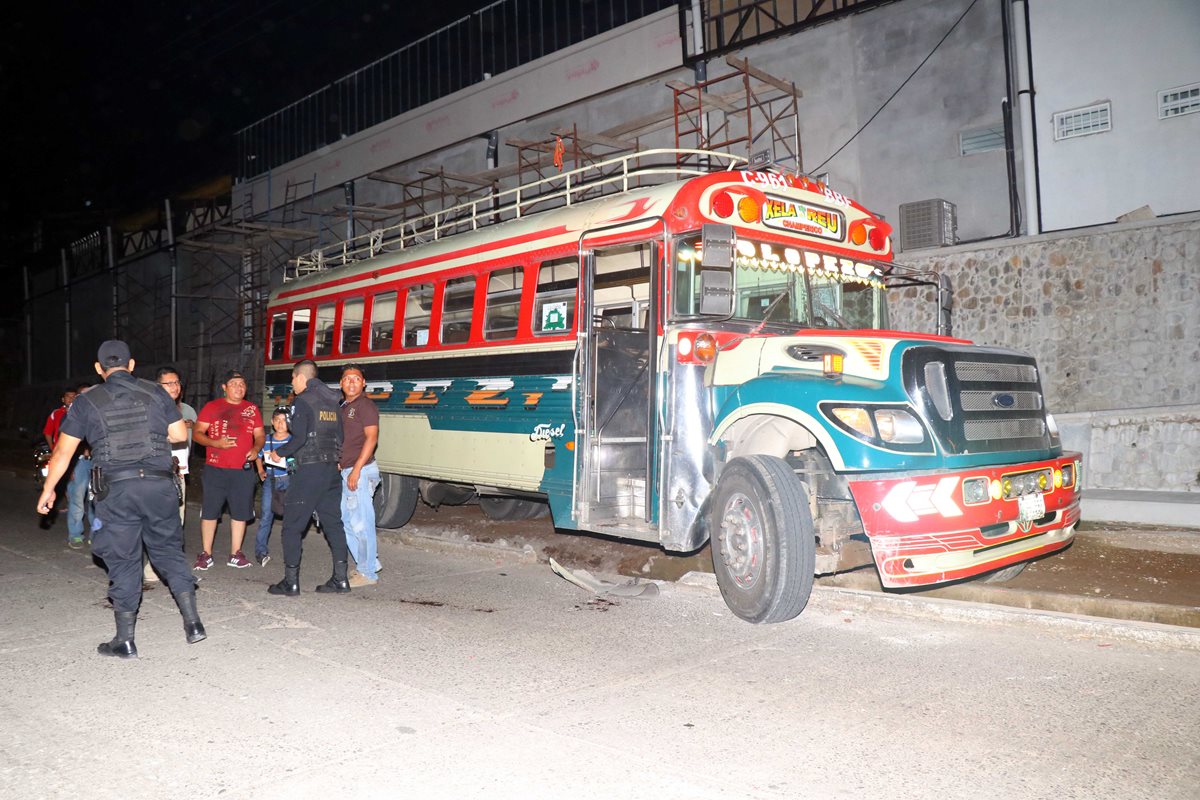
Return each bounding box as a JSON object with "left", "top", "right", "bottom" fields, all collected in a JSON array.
[
  {"left": 290, "top": 308, "right": 311, "bottom": 359},
  {"left": 404, "top": 284, "right": 434, "bottom": 348},
  {"left": 269, "top": 312, "right": 287, "bottom": 361},
  {"left": 340, "top": 297, "right": 364, "bottom": 355},
  {"left": 369, "top": 290, "right": 397, "bottom": 352},
  {"left": 534, "top": 257, "right": 577, "bottom": 335},
  {"left": 441, "top": 276, "right": 476, "bottom": 344},
  {"left": 484, "top": 267, "right": 522, "bottom": 341},
  {"left": 313, "top": 302, "right": 336, "bottom": 356}
]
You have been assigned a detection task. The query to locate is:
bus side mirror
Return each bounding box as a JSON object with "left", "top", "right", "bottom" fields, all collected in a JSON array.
[
  {"left": 700, "top": 223, "right": 733, "bottom": 268},
  {"left": 698, "top": 223, "right": 735, "bottom": 315},
  {"left": 699, "top": 269, "right": 733, "bottom": 315}
]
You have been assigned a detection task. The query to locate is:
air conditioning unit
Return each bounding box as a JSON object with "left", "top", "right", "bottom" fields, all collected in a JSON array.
[{"left": 899, "top": 199, "right": 957, "bottom": 251}]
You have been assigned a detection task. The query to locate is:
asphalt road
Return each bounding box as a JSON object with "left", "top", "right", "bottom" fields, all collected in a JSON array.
[{"left": 2, "top": 477, "right": 1198, "bottom": 799}]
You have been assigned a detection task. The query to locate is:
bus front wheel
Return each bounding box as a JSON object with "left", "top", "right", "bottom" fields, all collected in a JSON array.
[
  {"left": 710, "top": 455, "right": 815, "bottom": 624},
  {"left": 374, "top": 473, "right": 419, "bottom": 529}
]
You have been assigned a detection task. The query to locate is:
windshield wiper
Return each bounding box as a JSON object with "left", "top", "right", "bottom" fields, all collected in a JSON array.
[
  {"left": 750, "top": 286, "right": 791, "bottom": 335},
  {"left": 814, "top": 300, "right": 851, "bottom": 329}
]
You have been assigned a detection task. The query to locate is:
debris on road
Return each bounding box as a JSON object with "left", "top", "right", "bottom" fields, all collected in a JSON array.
[{"left": 549, "top": 557, "right": 660, "bottom": 599}]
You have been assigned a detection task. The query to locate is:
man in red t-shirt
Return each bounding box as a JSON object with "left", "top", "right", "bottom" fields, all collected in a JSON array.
[
  {"left": 192, "top": 371, "right": 264, "bottom": 570},
  {"left": 41, "top": 387, "right": 79, "bottom": 521},
  {"left": 43, "top": 387, "right": 78, "bottom": 447}
]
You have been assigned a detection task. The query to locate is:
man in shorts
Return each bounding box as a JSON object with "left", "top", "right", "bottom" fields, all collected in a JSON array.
[{"left": 192, "top": 370, "right": 264, "bottom": 569}]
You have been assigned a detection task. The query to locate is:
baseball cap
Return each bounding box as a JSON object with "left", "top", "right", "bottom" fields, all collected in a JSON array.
[
  {"left": 222, "top": 370, "right": 247, "bottom": 384},
  {"left": 97, "top": 340, "right": 131, "bottom": 368}
]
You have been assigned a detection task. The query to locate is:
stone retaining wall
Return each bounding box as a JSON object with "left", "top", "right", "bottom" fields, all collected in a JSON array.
[{"left": 889, "top": 213, "right": 1200, "bottom": 493}]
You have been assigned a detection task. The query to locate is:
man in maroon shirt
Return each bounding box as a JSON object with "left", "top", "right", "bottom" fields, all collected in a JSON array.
[
  {"left": 192, "top": 371, "right": 264, "bottom": 569},
  {"left": 339, "top": 365, "right": 382, "bottom": 587}
]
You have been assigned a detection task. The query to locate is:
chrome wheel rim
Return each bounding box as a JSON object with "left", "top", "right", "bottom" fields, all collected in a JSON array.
[{"left": 719, "top": 491, "right": 763, "bottom": 589}]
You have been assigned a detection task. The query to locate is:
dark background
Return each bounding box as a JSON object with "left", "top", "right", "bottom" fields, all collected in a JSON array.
[{"left": 2, "top": 1, "right": 486, "bottom": 240}]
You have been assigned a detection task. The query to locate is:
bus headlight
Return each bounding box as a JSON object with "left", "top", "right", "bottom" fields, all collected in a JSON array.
[
  {"left": 874, "top": 409, "right": 924, "bottom": 444},
  {"left": 963, "top": 477, "right": 990, "bottom": 505},
  {"left": 823, "top": 403, "right": 931, "bottom": 453},
  {"left": 831, "top": 407, "right": 873, "bottom": 438}
]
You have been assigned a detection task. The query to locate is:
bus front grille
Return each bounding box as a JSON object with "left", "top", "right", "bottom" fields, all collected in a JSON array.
[{"left": 903, "top": 347, "right": 1051, "bottom": 455}]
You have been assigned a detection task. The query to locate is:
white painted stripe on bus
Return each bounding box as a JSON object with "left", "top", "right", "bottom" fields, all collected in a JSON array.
[{"left": 265, "top": 340, "right": 576, "bottom": 372}]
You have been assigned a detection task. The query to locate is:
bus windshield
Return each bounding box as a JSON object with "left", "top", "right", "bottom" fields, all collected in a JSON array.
[{"left": 672, "top": 233, "right": 890, "bottom": 330}]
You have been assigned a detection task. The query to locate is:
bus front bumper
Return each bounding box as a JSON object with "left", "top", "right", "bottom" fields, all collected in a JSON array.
[{"left": 846, "top": 453, "right": 1082, "bottom": 589}]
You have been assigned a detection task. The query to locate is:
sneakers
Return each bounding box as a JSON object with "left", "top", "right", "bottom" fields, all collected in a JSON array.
[
  {"left": 67, "top": 538, "right": 85, "bottom": 550},
  {"left": 227, "top": 551, "right": 252, "bottom": 569},
  {"left": 193, "top": 551, "right": 214, "bottom": 571},
  {"left": 348, "top": 569, "right": 378, "bottom": 588},
  {"left": 256, "top": 553, "right": 271, "bottom": 568}
]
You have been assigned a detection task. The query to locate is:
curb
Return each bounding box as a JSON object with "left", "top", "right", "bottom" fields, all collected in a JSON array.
[
  {"left": 677, "top": 571, "right": 1200, "bottom": 650},
  {"left": 817, "top": 570, "right": 1200, "bottom": 628},
  {"left": 388, "top": 524, "right": 1200, "bottom": 649}
]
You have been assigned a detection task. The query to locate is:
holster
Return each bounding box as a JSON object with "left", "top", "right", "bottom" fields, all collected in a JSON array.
[{"left": 90, "top": 466, "right": 109, "bottom": 502}]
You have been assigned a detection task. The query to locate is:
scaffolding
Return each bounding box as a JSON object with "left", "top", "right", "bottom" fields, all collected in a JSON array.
[
  {"left": 21, "top": 49, "right": 805, "bottom": 403},
  {"left": 288, "top": 57, "right": 803, "bottom": 279},
  {"left": 672, "top": 55, "right": 803, "bottom": 172},
  {"left": 173, "top": 181, "right": 314, "bottom": 398}
]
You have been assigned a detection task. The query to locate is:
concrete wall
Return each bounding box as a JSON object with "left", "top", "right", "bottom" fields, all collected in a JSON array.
[
  {"left": 743, "top": 0, "right": 1015, "bottom": 242},
  {"left": 1029, "top": 0, "right": 1200, "bottom": 231},
  {"left": 1057, "top": 405, "right": 1200, "bottom": 494},
  {"left": 254, "top": 0, "right": 1022, "bottom": 245},
  {"left": 890, "top": 212, "right": 1200, "bottom": 494},
  {"left": 241, "top": 9, "right": 684, "bottom": 221}
]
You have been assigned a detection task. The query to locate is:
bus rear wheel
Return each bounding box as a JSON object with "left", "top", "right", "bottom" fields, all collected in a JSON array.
[
  {"left": 710, "top": 455, "right": 815, "bottom": 624},
  {"left": 374, "top": 473, "right": 419, "bottom": 529},
  {"left": 480, "top": 496, "right": 544, "bottom": 521}
]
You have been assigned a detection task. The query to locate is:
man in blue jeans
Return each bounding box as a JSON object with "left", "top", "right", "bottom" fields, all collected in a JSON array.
[
  {"left": 338, "top": 365, "right": 381, "bottom": 587},
  {"left": 64, "top": 384, "right": 93, "bottom": 547}
]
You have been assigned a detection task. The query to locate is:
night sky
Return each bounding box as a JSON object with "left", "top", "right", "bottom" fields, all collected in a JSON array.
[{"left": 3, "top": 1, "right": 485, "bottom": 242}]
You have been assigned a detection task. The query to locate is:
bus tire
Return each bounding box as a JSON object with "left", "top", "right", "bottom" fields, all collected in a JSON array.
[
  {"left": 374, "top": 473, "right": 419, "bottom": 529},
  {"left": 710, "top": 455, "right": 815, "bottom": 624},
  {"left": 480, "top": 496, "right": 540, "bottom": 521},
  {"left": 976, "top": 562, "right": 1028, "bottom": 583}
]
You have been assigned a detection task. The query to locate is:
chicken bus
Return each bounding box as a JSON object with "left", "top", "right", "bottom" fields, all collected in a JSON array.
[{"left": 264, "top": 149, "right": 1081, "bottom": 623}]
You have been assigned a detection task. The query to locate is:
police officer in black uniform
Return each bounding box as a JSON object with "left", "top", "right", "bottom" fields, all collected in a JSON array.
[
  {"left": 267, "top": 359, "right": 352, "bottom": 595},
  {"left": 37, "top": 340, "right": 206, "bottom": 658}
]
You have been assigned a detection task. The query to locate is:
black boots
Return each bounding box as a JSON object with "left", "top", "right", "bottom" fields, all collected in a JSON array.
[
  {"left": 268, "top": 564, "right": 300, "bottom": 596},
  {"left": 176, "top": 591, "right": 207, "bottom": 644},
  {"left": 97, "top": 610, "right": 138, "bottom": 658},
  {"left": 269, "top": 562, "right": 349, "bottom": 595},
  {"left": 98, "top": 598, "right": 204, "bottom": 657},
  {"left": 315, "top": 560, "right": 350, "bottom": 594}
]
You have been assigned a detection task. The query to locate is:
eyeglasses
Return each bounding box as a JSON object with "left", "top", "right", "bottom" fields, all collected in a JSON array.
[{"left": 159, "top": 380, "right": 181, "bottom": 387}]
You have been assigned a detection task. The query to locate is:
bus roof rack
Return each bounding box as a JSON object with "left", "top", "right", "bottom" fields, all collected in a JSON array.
[{"left": 287, "top": 148, "right": 746, "bottom": 282}]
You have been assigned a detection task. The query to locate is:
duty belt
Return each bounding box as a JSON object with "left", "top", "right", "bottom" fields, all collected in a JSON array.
[
  {"left": 106, "top": 467, "right": 174, "bottom": 482},
  {"left": 294, "top": 453, "right": 336, "bottom": 466}
]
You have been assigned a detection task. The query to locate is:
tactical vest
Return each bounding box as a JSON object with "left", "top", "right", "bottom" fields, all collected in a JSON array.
[
  {"left": 296, "top": 388, "right": 341, "bottom": 465},
  {"left": 88, "top": 378, "right": 170, "bottom": 467}
]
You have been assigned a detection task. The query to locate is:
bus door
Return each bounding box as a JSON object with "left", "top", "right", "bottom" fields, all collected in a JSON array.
[{"left": 574, "top": 231, "right": 661, "bottom": 538}]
